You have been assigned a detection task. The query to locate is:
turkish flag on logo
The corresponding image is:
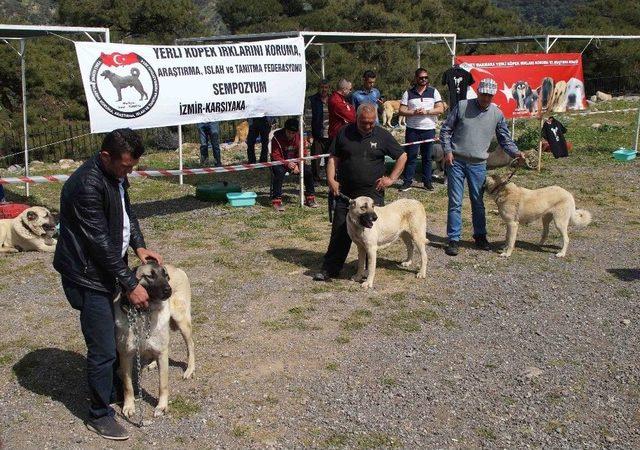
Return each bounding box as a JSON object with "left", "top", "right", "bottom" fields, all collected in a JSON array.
[{"left": 100, "top": 52, "right": 140, "bottom": 67}]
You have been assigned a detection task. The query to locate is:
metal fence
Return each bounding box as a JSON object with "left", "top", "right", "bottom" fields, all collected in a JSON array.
[{"left": 0, "top": 121, "right": 242, "bottom": 167}]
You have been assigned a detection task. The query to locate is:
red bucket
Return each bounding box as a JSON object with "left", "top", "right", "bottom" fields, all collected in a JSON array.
[{"left": 0, "top": 203, "right": 30, "bottom": 219}]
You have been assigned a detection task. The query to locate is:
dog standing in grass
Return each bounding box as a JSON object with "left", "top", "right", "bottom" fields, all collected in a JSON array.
[
  {"left": 346, "top": 196, "right": 428, "bottom": 289},
  {"left": 485, "top": 174, "right": 592, "bottom": 257},
  {"left": 115, "top": 262, "right": 195, "bottom": 418}
]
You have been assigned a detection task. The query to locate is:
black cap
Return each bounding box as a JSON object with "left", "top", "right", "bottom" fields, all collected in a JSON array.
[{"left": 284, "top": 118, "right": 299, "bottom": 132}]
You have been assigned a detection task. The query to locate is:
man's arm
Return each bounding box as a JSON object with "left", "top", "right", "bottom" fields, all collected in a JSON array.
[
  {"left": 496, "top": 115, "right": 523, "bottom": 159},
  {"left": 74, "top": 184, "right": 138, "bottom": 292},
  {"left": 439, "top": 104, "right": 459, "bottom": 154},
  {"left": 326, "top": 155, "right": 340, "bottom": 195}
]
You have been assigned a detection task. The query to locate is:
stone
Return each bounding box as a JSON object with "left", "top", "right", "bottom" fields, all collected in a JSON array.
[
  {"left": 621, "top": 319, "right": 631, "bottom": 326},
  {"left": 7, "top": 164, "right": 22, "bottom": 172},
  {"left": 591, "top": 123, "right": 602, "bottom": 129},
  {"left": 523, "top": 366, "right": 543, "bottom": 379},
  {"left": 596, "top": 91, "right": 612, "bottom": 102}
]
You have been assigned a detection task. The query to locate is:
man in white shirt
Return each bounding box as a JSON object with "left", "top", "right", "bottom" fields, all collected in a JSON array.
[{"left": 398, "top": 68, "right": 445, "bottom": 191}]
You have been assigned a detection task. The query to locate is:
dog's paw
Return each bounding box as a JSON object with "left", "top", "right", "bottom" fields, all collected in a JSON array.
[
  {"left": 122, "top": 402, "right": 136, "bottom": 418},
  {"left": 400, "top": 261, "right": 412, "bottom": 268},
  {"left": 361, "top": 280, "right": 373, "bottom": 290},
  {"left": 555, "top": 252, "right": 566, "bottom": 258},
  {"left": 499, "top": 252, "right": 511, "bottom": 258},
  {"left": 145, "top": 361, "right": 157, "bottom": 371},
  {"left": 416, "top": 272, "right": 426, "bottom": 279},
  {"left": 153, "top": 405, "right": 167, "bottom": 417},
  {"left": 183, "top": 366, "right": 194, "bottom": 380}
]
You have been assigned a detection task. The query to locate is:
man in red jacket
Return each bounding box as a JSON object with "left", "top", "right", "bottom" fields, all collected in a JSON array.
[
  {"left": 270, "top": 118, "right": 317, "bottom": 212},
  {"left": 328, "top": 79, "right": 356, "bottom": 140}
]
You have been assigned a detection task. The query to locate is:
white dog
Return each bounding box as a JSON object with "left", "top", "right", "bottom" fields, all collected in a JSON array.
[
  {"left": 0, "top": 206, "right": 57, "bottom": 253},
  {"left": 346, "top": 197, "right": 428, "bottom": 289}
]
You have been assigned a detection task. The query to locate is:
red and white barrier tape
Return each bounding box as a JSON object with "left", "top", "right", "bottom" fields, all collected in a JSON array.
[
  {"left": 0, "top": 154, "right": 330, "bottom": 185},
  {"left": 400, "top": 138, "right": 439, "bottom": 147}
]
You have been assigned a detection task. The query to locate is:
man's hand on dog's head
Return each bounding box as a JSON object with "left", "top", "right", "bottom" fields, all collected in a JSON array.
[
  {"left": 136, "top": 247, "right": 163, "bottom": 265},
  {"left": 128, "top": 284, "right": 149, "bottom": 309}
]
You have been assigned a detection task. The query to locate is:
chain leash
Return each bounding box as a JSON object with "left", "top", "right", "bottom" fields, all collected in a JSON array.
[{"left": 126, "top": 305, "right": 151, "bottom": 428}]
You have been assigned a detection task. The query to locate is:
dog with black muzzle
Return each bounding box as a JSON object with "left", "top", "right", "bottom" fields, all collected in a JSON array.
[
  {"left": 114, "top": 261, "right": 195, "bottom": 418},
  {"left": 346, "top": 197, "right": 429, "bottom": 289},
  {"left": 0, "top": 206, "right": 57, "bottom": 253}
]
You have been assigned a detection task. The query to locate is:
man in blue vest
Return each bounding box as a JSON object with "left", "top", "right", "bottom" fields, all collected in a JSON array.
[{"left": 440, "top": 78, "right": 525, "bottom": 256}]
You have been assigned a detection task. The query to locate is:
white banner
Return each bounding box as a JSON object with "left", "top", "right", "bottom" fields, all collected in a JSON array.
[{"left": 74, "top": 37, "right": 306, "bottom": 133}]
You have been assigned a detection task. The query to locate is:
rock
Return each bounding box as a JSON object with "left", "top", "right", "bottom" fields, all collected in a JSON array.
[
  {"left": 605, "top": 435, "right": 616, "bottom": 443},
  {"left": 590, "top": 95, "right": 598, "bottom": 102},
  {"left": 591, "top": 123, "right": 602, "bottom": 129},
  {"left": 621, "top": 319, "right": 631, "bottom": 326},
  {"left": 596, "top": 91, "right": 612, "bottom": 102},
  {"left": 523, "top": 366, "right": 543, "bottom": 379},
  {"left": 59, "top": 159, "right": 75, "bottom": 169},
  {"left": 31, "top": 160, "right": 44, "bottom": 166},
  {"left": 7, "top": 164, "right": 22, "bottom": 172}
]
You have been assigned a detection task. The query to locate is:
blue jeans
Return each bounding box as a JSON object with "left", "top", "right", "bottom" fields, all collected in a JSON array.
[
  {"left": 197, "top": 122, "right": 221, "bottom": 165},
  {"left": 62, "top": 279, "right": 119, "bottom": 419},
  {"left": 446, "top": 159, "right": 487, "bottom": 242},
  {"left": 403, "top": 127, "right": 435, "bottom": 185}
]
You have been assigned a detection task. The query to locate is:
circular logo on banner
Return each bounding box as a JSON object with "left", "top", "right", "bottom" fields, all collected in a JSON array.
[{"left": 89, "top": 52, "right": 159, "bottom": 119}]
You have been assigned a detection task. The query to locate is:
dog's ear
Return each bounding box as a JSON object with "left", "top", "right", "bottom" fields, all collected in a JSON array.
[
  {"left": 526, "top": 85, "right": 532, "bottom": 97},
  {"left": 26, "top": 211, "right": 37, "bottom": 221},
  {"left": 349, "top": 199, "right": 356, "bottom": 207}
]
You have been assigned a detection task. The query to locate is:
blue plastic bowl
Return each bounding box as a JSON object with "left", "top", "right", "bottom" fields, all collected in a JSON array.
[
  {"left": 226, "top": 191, "right": 257, "bottom": 207},
  {"left": 612, "top": 148, "right": 637, "bottom": 161}
]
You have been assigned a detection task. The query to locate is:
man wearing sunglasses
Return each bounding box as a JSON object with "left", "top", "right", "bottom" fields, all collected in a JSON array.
[{"left": 398, "top": 68, "right": 444, "bottom": 191}]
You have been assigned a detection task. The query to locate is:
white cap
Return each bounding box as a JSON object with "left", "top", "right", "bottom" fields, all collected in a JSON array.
[{"left": 477, "top": 78, "right": 498, "bottom": 95}]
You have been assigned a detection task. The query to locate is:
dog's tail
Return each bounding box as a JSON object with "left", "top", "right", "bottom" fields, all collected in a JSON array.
[
  {"left": 571, "top": 209, "right": 592, "bottom": 228},
  {"left": 131, "top": 67, "right": 141, "bottom": 78}
]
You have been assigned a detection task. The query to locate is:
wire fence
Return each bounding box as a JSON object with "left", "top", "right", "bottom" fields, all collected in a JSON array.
[{"left": 0, "top": 121, "right": 243, "bottom": 168}]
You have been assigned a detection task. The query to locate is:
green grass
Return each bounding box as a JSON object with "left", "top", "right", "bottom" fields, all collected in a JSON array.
[
  {"left": 340, "top": 309, "right": 372, "bottom": 331},
  {"left": 389, "top": 308, "right": 439, "bottom": 333},
  {"left": 170, "top": 395, "right": 201, "bottom": 419},
  {"left": 232, "top": 424, "right": 251, "bottom": 438},
  {"left": 475, "top": 426, "right": 497, "bottom": 441},
  {"left": 325, "top": 362, "right": 339, "bottom": 371}
]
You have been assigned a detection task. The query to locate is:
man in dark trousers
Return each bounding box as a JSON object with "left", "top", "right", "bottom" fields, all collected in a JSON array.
[
  {"left": 308, "top": 79, "right": 331, "bottom": 181},
  {"left": 54, "top": 128, "right": 162, "bottom": 441},
  {"left": 246, "top": 116, "right": 273, "bottom": 163},
  {"left": 314, "top": 103, "right": 407, "bottom": 281}
]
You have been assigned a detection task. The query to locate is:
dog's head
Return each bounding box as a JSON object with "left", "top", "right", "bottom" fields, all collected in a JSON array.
[
  {"left": 100, "top": 70, "right": 113, "bottom": 79},
  {"left": 19, "top": 206, "right": 56, "bottom": 239},
  {"left": 348, "top": 196, "right": 378, "bottom": 229},
  {"left": 550, "top": 80, "right": 567, "bottom": 110},
  {"left": 135, "top": 261, "right": 172, "bottom": 302},
  {"left": 484, "top": 173, "right": 515, "bottom": 196},
  {"left": 541, "top": 77, "right": 554, "bottom": 107},
  {"left": 565, "top": 77, "right": 584, "bottom": 109},
  {"left": 512, "top": 81, "right": 530, "bottom": 104}
]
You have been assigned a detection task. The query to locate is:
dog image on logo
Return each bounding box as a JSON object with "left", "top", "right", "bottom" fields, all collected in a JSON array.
[
  {"left": 0, "top": 206, "right": 56, "bottom": 253},
  {"left": 549, "top": 80, "right": 568, "bottom": 112},
  {"left": 485, "top": 174, "right": 592, "bottom": 258},
  {"left": 512, "top": 81, "right": 538, "bottom": 112},
  {"left": 540, "top": 77, "right": 554, "bottom": 111},
  {"left": 101, "top": 68, "right": 149, "bottom": 102},
  {"left": 381, "top": 100, "right": 406, "bottom": 128},
  {"left": 346, "top": 197, "right": 428, "bottom": 289},
  {"left": 114, "top": 262, "right": 195, "bottom": 418},
  {"left": 233, "top": 120, "right": 249, "bottom": 144}
]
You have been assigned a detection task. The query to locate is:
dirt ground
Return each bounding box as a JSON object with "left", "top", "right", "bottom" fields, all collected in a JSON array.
[{"left": 1, "top": 118, "right": 639, "bottom": 448}]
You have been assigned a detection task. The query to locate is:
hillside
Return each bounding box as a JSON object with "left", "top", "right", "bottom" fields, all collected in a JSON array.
[{"left": 491, "top": 0, "right": 587, "bottom": 26}]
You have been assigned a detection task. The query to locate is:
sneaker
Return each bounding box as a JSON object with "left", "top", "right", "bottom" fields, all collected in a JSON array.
[
  {"left": 313, "top": 270, "right": 337, "bottom": 281},
  {"left": 444, "top": 240, "right": 459, "bottom": 256},
  {"left": 272, "top": 199, "right": 285, "bottom": 212},
  {"left": 424, "top": 183, "right": 434, "bottom": 191},
  {"left": 86, "top": 416, "right": 130, "bottom": 441},
  {"left": 399, "top": 182, "right": 413, "bottom": 192},
  {"left": 305, "top": 196, "right": 318, "bottom": 208},
  {"left": 474, "top": 235, "right": 491, "bottom": 251}
]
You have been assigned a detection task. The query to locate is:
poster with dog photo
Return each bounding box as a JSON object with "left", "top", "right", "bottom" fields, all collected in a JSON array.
[
  {"left": 75, "top": 37, "right": 306, "bottom": 133},
  {"left": 455, "top": 53, "right": 587, "bottom": 119}
]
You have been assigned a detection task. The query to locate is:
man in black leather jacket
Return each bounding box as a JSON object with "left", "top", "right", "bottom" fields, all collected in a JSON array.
[{"left": 54, "top": 128, "right": 162, "bottom": 440}]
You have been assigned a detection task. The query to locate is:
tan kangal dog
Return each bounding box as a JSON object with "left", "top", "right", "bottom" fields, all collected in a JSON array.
[
  {"left": 0, "top": 206, "right": 56, "bottom": 253},
  {"left": 115, "top": 262, "right": 195, "bottom": 418},
  {"left": 233, "top": 120, "right": 249, "bottom": 144},
  {"left": 346, "top": 197, "right": 428, "bottom": 289},
  {"left": 485, "top": 174, "right": 592, "bottom": 258},
  {"left": 381, "top": 100, "right": 406, "bottom": 128}
]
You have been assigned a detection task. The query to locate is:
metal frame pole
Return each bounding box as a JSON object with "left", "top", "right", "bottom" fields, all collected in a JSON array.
[
  {"left": 417, "top": 43, "right": 421, "bottom": 68},
  {"left": 20, "top": 39, "right": 29, "bottom": 197},
  {"left": 299, "top": 114, "right": 304, "bottom": 206},
  {"left": 634, "top": 106, "right": 640, "bottom": 151},
  {"left": 178, "top": 125, "right": 184, "bottom": 185},
  {"left": 320, "top": 44, "right": 325, "bottom": 79}
]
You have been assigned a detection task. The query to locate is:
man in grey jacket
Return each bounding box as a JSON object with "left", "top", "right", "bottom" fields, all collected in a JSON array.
[{"left": 439, "top": 78, "right": 525, "bottom": 256}]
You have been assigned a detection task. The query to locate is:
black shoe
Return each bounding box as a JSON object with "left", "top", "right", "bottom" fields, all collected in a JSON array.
[
  {"left": 474, "top": 235, "right": 491, "bottom": 251},
  {"left": 424, "top": 183, "right": 434, "bottom": 191},
  {"left": 313, "top": 270, "right": 336, "bottom": 281},
  {"left": 86, "top": 416, "right": 129, "bottom": 441},
  {"left": 399, "top": 182, "right": 412, "bottom": 192},
  {"left": 445, "top": 241, "right": 459, "bottom": 256}
]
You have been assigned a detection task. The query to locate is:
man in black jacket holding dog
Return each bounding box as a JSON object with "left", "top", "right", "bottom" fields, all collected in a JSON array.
[{"left": 54, "top": 128, "right": 162, "bottom": 441}]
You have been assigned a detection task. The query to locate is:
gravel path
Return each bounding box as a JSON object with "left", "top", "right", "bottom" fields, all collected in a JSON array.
[{"left": 0, "top": 151, "right": 638, "bottom": 449}]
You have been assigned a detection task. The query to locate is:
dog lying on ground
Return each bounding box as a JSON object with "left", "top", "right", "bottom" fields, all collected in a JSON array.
[
  {"left": 0, "top": 206, "right": 56, "bottom": 253},
  {"left": 346, "top": 197, "right": 428, "bottom": 289},
  {"left": 101, "top": 68, "right": 149, "bottom": 102},
  {"left": 485, "top": 174, "right": 592, "bottom": 257},
  {"left": 115, "top": 262, "right": 195, "bottom": 418},
  {"left": 381, "top": 100, "right": 406, "bottom": 128},
  {"left": 233, "top": 120, "right": 249, "bottom": 144}
]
